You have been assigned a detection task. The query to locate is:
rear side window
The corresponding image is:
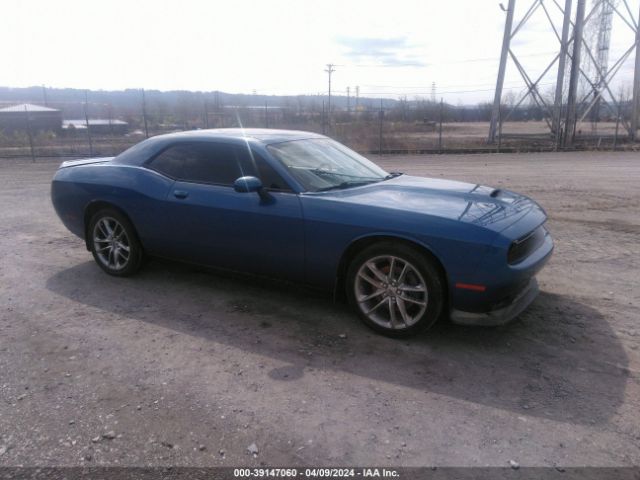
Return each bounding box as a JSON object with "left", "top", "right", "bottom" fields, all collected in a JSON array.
[
  {"left": 149, "top": 143, "right": 243, "bottom": 185},
  {"left": 149, "top": 142, "right": 291, "bottom": 191},
  {"left": 147, "top": 144, "right": 186, "bottom": 178}
]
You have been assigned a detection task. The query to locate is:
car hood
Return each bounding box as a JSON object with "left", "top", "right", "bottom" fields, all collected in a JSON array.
[{"left": 312, "top": 174, "right": 546, "bottom": 233}]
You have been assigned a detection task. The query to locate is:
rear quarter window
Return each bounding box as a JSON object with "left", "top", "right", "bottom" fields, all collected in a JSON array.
[{"left": 147, "top": 144, "right": 187, "bottom": 178}]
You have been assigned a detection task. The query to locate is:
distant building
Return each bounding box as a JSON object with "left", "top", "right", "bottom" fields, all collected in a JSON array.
[
  {"left": 0, "top": 103, "right": 62, "bottom": 132},
  {"left": 63, "top": 119, "right": 129, "bottom": 135}
]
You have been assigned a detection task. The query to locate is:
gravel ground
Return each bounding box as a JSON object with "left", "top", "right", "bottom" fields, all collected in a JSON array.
[{"left": 0, "top": 151, "right": 638, "bottom": 468}]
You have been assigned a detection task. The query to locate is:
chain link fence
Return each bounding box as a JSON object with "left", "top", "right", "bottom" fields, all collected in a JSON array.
[{"left": 0, "top": 89, "right": 636, "bottom": 161}]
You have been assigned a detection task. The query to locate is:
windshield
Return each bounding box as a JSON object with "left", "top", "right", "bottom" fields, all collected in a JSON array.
[{"left": 267, "top": 138, "right": 388, "bottom": 192}]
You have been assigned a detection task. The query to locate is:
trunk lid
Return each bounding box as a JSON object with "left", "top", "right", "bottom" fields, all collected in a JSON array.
[{"left": 59, "top": 157, "right": 115, "bottom": 168}]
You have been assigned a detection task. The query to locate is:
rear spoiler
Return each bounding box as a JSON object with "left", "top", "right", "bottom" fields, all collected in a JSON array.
[{"left": 59, "top": 157, "right": 115, "bottom": 168}]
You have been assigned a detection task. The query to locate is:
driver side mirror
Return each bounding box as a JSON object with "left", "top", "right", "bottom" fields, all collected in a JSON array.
[{"left": 233, "top": 176, "right": 263, "bottom": 193}]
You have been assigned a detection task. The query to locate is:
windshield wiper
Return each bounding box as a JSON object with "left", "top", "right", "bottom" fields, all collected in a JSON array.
[
  {"left": 311, "top": 169, "right": 382, "bottom": 181},
  {"left": 384, "top": 171, "right": 403, "bottom": 180},
  {"left": 316, "top": 180, "right": 378, "bottom": 192}
]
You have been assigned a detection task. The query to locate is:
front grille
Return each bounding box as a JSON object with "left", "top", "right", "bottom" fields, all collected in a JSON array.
[{"left": 508, "top": 225, "right": 547, "bottom": 265}]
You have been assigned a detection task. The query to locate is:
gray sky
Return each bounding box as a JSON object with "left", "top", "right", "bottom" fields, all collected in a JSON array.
[{"left": 3, "top": 0, "right": 638, "bottom": 103}]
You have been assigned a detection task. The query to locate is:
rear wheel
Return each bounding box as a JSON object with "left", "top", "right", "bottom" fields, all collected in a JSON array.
[
  {"left": 88, "top": 208, "right": 143, "bottom": 277},
  {"left": 346, "top": 242, "right": 444, "bottom": 337}
]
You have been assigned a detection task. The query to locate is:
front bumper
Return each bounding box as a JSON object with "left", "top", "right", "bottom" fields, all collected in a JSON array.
[{"left": 450, "top": 277, "right": 539, "bottom": 326}]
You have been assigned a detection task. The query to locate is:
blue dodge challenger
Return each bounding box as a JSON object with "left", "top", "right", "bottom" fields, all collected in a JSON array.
[{"left": 51, "top": 129, "right": 553, "bottom": 337}]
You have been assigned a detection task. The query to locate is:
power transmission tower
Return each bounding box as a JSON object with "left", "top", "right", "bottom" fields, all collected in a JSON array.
[
  {"left": 488, "top": 0, "right": 515, "bottom": 144},
  {"left": 488, "top": 0, "right": 640, "bottom": 147},
  {"left": 564, "top": 0, "right": 586, "bottom": 147},
  {"left": 552, "top": 0, "right": 573, "bottom": 146},
  {"left": 355, "top": 86, "right": 360, "bottom": 110},
  {"left": 632, "top": 3, "right": 640, "bottom": 140},
  {"left": 431, "top": 82, "right": 437, "bottom": 103},
  {"left": 588, "top": 0, "right": 616, "bottom": 131},
  {"left": 325, "top": 64, "right": 336, "bottom": 131},
  {"left": 572, "top": 0, "right": 640, "bottom": 140}
]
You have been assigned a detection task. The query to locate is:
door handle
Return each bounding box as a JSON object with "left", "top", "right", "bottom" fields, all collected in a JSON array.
[{"left": 173, "top": 190, "right": 189, "bottom": 199}]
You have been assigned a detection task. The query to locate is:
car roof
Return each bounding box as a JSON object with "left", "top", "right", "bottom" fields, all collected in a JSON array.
[
  {"left": 152, "top": 128, "right": 325, "bottom": 145},
  {"left": 114, "top": 128, "right": 327, "bottom": 165}
]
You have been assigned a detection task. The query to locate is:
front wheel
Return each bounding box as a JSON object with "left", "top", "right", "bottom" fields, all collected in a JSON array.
[
  {"left": 88, "top": 208, "right": 143, "bottom": 277},
  {"left": 346, "top": 242, "right": 444, "bottom": 337}
]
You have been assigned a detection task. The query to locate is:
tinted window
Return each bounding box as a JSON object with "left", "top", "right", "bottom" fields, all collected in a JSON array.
[
  {"left": 147, "top": 144, "right": 187, "bottom": 178},
  {"left": 149, "top": 143, "right": 245, "bottom": 185},
  {"left": 150, "top": 142, "right": 291, "bottom": 191},
  {"left": 255, "top": 158, "right": 290, "bottom": 191},
  {"left": 181, "top": 143, "right": 244, "bottom": 185}
]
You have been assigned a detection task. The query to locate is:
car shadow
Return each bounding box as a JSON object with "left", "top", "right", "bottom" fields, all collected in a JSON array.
[{"left": 46, "top": 259, "right": 629, "bottom": 425}]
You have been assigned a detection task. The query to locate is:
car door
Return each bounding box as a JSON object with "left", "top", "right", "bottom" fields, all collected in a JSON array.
[{"left": 147, "top": 141, "right": 305, "bottom": 282}]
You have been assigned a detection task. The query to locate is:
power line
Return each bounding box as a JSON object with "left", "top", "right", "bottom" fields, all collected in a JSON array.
[
  {"left": 333, "top": 82, "right": 555, "bottom": 96},
  {"left": 343, "top": 50, "right": 561, "bottom": 69},
  {"left": 358, "top": 80, "right": 532, "bottom": 90}
]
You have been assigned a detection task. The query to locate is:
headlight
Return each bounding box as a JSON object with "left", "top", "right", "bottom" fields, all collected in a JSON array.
[{"left": 508, "top": 225, "right": 547, "bottom": 264}]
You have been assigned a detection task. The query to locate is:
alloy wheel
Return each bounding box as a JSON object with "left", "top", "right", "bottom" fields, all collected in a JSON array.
[
  {"left": 354, "top": 255, "right": 429, "bottom": 330},
  {"left": 92, "top": 216, "right": 131, "bottom": 271}
]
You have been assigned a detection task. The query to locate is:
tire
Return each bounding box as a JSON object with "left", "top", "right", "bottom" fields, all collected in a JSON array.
[
  {"left": 346, "top": 241, "right": 444, "bottom": 337},
  {"left": 88, "top": 208, "right": 144, "bottom": 277}
]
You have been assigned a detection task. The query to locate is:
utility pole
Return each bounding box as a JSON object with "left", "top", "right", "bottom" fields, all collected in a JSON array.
[
  {"left": 84, "top": 90, "right": 93, "bottom": 156},
  {"left": 42, "top": 85, "right": 48, "bottom": 107},
  {"left": 108, "top": 103, "right": 116, "bottom": 155},
  {"left": 378, "top": 99, "right": 384, "bottom": 155},
  {"left": 355, "top": 86, "right": 360, "bottom": 110},
  {"left": 141, "top": 88, "right": 149, "bottom": 139},
  {"left": 438, "top": 98, "right": 444, "bottom": 152},
  {"left": 614, "top": 93, "right": 622, "bottom": 149},
  {"left": 108, "top": 103, "right": 113, "bottom": 136},
  {"left": 347, "top": 86, "right": 351, "bottom": 113},
  {"left": 632, "top": 3, "right": 640, "bottom": 140},
  {"left": 552, "top": 0, "right": 573, "bottom": 146},
  {"left": 24, "top": 105, "right": 35, "bottom": 162},
  {"left": 563, "top": 0, "right": 586, "bottom": 147},
  {"left": 325, "top": 64, "right": 336, "bottom": 131},
  {"left": 488, "top": 0, "right": 516, "bottom": 144}
]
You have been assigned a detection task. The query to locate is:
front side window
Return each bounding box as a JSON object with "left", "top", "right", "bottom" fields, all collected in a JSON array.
[
  {"left": 148, "top": 142, "right": 291, "bottom": 191},
  {"left": 255, "top": 158, "right": 290, "bottom": 191},
  {"left": 267, "top": 138, "right": 388, "bottom": 192}
]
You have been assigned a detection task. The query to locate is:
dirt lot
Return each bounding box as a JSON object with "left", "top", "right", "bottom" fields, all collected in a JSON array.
[{"left": 0, "top": 152, "right": 639, "bottom": 468}]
